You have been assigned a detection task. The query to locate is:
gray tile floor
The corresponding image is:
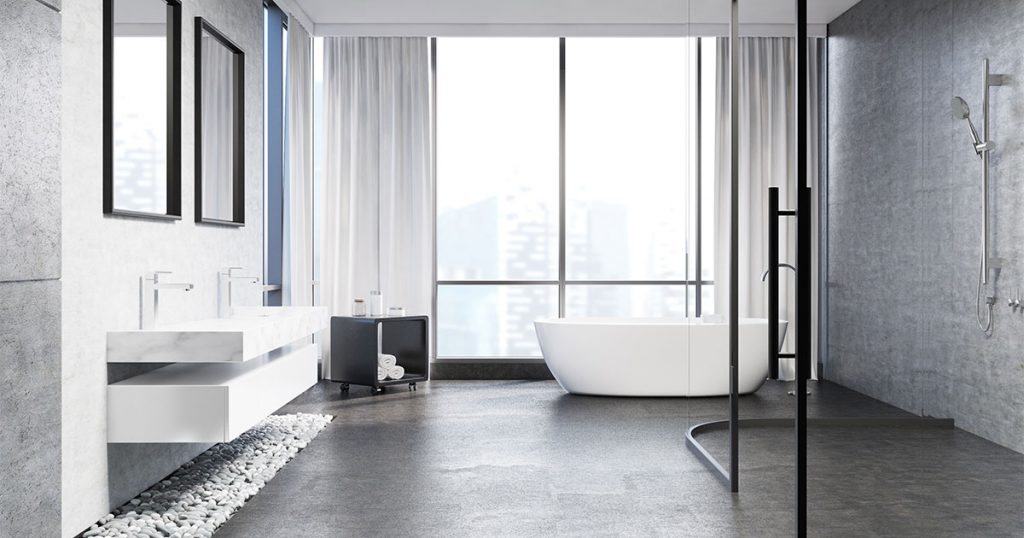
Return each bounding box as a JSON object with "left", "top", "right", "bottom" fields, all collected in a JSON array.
[{"left": 214, "top": 380, "right": 1023, "bottom": 537}]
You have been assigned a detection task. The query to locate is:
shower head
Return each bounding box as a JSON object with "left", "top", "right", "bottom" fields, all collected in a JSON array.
[
  {"left": 952, "top": 96, "right": 971, "bottom": 120},
  {"left": 952, "top": 96, "right": 984, "bottom": 154}
]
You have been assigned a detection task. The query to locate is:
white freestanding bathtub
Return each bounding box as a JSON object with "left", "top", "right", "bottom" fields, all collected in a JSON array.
[{"left": 534, "top": 318, "right": 788, "bottom": 397}]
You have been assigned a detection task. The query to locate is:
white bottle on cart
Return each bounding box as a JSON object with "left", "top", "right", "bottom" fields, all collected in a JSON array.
[{"left": 369, "top": 290, "right": 384, "bottom": 317}]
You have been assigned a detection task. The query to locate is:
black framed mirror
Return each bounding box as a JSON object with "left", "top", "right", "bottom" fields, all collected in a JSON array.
[
  {"left": 195, "top": 17, "right": 245, "bottom": 226},
  {"left": 103, "top": 0, "right": 182, "bottom": 220}
]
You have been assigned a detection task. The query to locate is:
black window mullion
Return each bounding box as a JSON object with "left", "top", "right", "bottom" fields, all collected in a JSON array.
[
  {"left": 264, "top": 2, "right": 286, "bottom": 306},
  {"left": 557, "top": 37, "right": 567, "bottom": 318}
]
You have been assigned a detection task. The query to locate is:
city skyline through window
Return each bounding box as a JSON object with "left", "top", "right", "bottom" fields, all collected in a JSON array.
[{"left": 435, "top": 37, "right": 717, "bottom": 359}]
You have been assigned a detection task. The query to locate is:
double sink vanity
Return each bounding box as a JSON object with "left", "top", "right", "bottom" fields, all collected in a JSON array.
[
  {"left": 106, "top": 305, "right": 327, "bottom": 444},
  {"left": 99, "top": 0, "right": 323, "bottom": 449}
]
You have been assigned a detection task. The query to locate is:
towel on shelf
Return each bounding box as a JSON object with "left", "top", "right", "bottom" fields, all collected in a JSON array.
[
  {"left": 377, "top": 367, "right": 387, "bottom": 381},
  {"left": 378, "top": 354, "right": 397, "bottom": 369},
  {"left": 387, "top": 365, "right": 405, "bottom": 380}
]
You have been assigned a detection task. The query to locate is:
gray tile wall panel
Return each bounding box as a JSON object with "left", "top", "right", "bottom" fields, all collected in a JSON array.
[
  {"left": 828, "top": 0, "right": 1024, "bottom": 452},
  {"left": 0, "top": 279, "right": 62, "bottom": 538},
  {"left": 0, "top": 0, "right": 61, "bottom": 283},
  {"left": 0, "top": 0, "right": 62, "bottom": 536}
]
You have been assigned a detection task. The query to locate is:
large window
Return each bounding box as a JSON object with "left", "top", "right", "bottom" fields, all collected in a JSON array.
[
  {"left": 565, "top": 38, "right": 697, "bottom": 319},
  {"left": 435, "top": 37, "right": 717, "bottom": 359},
  {"left": 435, "top": 38, "right": 561, "bottom": 358}
]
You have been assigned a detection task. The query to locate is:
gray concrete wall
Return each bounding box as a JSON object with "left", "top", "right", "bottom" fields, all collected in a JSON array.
[
  {"left": 0, "top": 0, "right": 62, "bottom": 536},
  {"left": 828, "top": 0, "right": 1024, "bottom": 453},
  {"left": 60, "top": 0, "right": 265, "bottom": 535}
]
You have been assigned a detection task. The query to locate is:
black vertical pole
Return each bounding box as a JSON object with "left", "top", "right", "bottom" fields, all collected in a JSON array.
[
  {"left": 729, "top": 0, "right": 740, "bottom": 494},
  {"left": 795, "top": 0, "right": 809, "bottom": 536},
  {"left": 768, "top": 187, "right": 780, "bottom": 380},
  {"left": 796, "top": 185, "right": 811, "bottom": 537},
  {"left": 695, "top": 38, "right": 703, "bottom": 318}
]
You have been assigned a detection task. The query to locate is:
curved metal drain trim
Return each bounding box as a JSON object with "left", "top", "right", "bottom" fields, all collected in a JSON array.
[{"left": 685, "top": 417, "right": 955, "bottom": 488}]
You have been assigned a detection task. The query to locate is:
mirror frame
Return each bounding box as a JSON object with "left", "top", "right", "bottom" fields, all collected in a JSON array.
[
  {"left": 194, "top": 17, "right": 245, "bottom": 227},
  {"left": 102, "top": 0, "right": 183, "bottom": 220}
]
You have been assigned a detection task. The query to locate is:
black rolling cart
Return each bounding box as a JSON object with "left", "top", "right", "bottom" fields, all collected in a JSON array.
[{"left": 329, "top": 315, "right": 429, "bottom": 393}]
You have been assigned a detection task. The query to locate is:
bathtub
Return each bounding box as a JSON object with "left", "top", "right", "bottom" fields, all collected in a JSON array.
[{"left": 534, "top": 317, "right": 788, "bottom": 397}]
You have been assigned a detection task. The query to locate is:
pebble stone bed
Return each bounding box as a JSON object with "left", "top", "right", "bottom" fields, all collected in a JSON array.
[{"left": 82, "top": 413, "right": 333, "bottom": 538}]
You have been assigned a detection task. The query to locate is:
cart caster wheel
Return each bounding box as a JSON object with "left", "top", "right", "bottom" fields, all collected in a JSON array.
[{"left": 339, "top": 383, "right": 350, "bottom": 392}]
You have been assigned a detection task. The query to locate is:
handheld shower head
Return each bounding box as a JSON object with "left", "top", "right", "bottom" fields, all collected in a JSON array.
[
  {"left": 951, "top": 96, "right": 971, "bottom": 120},
  {"left": 952, "top": 96, "right": 984, "bottom": 154}
]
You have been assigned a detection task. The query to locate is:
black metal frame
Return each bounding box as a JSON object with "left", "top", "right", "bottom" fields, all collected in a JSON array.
[
  {"left": 194, "top": 17, "right": 246, "bottom": 227},
  {"left": 795, "top": 1, "right": 810, "bottom": 535},
  {"left": 728, "top": 0, "right": 740, "bottom": 494},
  {"left": 768, "top": 187, "right": 781, "bottom": 380},
  {"left": 718, "top": 1, "right": 813, "bottom": 531},
  {"left": 102, "top": 0, "right": 182, "bottom": 220}
]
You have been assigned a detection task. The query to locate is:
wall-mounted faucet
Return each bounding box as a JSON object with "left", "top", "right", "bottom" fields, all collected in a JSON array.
[
  {"left": 140, "top": 271, "right": 194, "bottom": 329},
  {"left": 761, "top": 263, "right": 797, "bottom": 282},
  {"left": 218, "top": 267, "right": 261, "bottom": 318},
  {"left": 1007, "top": 287, "right": 1020, "bottom": 311}
]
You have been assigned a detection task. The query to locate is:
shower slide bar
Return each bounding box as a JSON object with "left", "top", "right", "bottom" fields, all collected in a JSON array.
[{"left": 981, "top": 59, "right": 1006, "bottom": 284}]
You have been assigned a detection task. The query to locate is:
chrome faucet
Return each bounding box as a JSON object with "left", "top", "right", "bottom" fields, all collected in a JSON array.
[
  {"left": 761, "top": 263, "right": 797, "bottom": 282},
  {"left": 140, "top": 271, "right": 194, "bottom": 329},
  {"left": 218, "top": 267, "right": 261, "bottom": 318}
]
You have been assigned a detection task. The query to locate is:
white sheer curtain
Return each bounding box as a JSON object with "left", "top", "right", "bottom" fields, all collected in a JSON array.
[
  {"left": 320, "top": 37, "right": 432, "bottom": 377},
  {"left": 713, "top": 37, "right": 821, "bottom": 378},
  {"left": 284, "top": 21, "right": 312, "bottom": 307}
]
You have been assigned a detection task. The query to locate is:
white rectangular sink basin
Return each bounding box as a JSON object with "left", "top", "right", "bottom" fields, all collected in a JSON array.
[{"left": 107, "top": 306, "right": 328, "bottom": 363}]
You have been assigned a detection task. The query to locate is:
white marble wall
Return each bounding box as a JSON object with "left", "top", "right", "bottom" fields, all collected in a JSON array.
[
  {"left": 828, "top": 0, "right": 1024, "bottom": 453},
  {"left": 60, "top": 0, "right": 265, "bottom": 535}
]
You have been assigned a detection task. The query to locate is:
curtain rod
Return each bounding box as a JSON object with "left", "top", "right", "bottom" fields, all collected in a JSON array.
[{"left": 312, "top": 23, "right": 828, "bottom": 39}]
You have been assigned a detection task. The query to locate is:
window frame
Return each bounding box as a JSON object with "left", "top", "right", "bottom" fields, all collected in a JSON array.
[
  {"left": 432, "top": 37, "right": 714, "bottom": 362},
  {"left": 263, "top": 1, "right": 287, "bottom": 305}
]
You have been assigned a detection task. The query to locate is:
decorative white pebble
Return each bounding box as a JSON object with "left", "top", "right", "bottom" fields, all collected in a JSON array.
[{"left": 83, "top": 414, "right": 332, "bottom": 537}]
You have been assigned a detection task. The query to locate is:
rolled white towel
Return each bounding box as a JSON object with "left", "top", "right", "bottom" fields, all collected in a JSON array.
[
  {"left": 378, "top": 354, "right": 397, "bottom": 369},
  {"left": 387, "top": 365, "right": 405, "bottom": 380},
  {"left": 377, "top": 367, "right": 387, "bottom": 381}
]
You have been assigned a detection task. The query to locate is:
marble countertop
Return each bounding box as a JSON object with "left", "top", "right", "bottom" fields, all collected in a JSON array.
[{"left": 106, "top": 306, "right": 328, "bottom": 363}]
